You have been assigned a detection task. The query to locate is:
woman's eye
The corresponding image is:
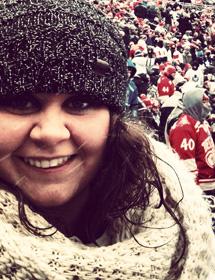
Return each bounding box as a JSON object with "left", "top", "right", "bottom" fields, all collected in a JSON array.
[
  {"left": 63, "top": 99, "right": 92, "bottom": 114},
  {"left": 0, "top": 97, "right": 40, "bottom": 115}
]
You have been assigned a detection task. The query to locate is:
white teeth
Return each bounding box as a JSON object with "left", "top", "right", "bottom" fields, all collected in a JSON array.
[
  {"left": 40, "top": 160, "right": 50, "bottom": 168},
  {"left": 24, "top": 156, "right": 71, "bottom": 168},
  {"left": 35, "top": 160, "right": 41, "bottom": 168}
]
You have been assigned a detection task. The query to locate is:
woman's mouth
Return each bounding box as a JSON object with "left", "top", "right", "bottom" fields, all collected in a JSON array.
[{"left": 21, "top": 155, "right": 75, "bottom": 169}]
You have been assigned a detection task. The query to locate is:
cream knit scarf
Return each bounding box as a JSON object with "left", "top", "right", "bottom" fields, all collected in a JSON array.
[{"left": 0, "top": 139, "right": 214, "bottom": 279}]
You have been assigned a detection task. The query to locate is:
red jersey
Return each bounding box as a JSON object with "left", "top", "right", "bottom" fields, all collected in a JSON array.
[
  {"left": 157, "top": 76, "right": 175, "bottom": 97},
  {"left": 169, "top": 113, "right": 215, "bottom": 189}
]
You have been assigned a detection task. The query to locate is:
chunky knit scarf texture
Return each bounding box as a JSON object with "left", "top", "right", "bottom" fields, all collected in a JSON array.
[{"left": 0, "top": 139, "right": 215, "bottom": 279}]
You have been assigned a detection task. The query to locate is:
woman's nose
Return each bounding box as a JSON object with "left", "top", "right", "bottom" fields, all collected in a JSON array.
[{"left": 29, "top": 113, "right": 71, "bottom": 146}]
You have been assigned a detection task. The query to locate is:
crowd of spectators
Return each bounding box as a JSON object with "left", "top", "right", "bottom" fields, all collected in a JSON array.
[
  {"left": 89, "top": 0, "right": 215, "bottom": 139},
  {"left": 90, "top": 0, "right": 215, "bottom": 218}
]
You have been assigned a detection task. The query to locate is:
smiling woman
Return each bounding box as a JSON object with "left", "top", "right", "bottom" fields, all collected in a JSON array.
[
  {"left": 0, "top": 0, "right": 215, "bottom": 279},
  {"left": 0, "top": 94, "right": 110, "bottom": 208}
]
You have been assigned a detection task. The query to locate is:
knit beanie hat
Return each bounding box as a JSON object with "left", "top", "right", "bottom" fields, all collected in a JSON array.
[{"left": 0, "top": 0, "right": 128, "bottom": 113}]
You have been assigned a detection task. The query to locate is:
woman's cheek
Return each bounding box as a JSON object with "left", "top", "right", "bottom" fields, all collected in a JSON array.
[
  {"left": 70, "top": 119, "right": 109, "bottom": 154},
  {"left": 0, "top": 117, "right": 31, "bottom": 154}
]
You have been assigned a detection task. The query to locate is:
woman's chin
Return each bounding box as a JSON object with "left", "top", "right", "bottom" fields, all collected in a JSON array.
[
  {"left": 24, "top": 191, "right": 73, "bottom": 209},
  {"left": 25, "top": 185, "right": 89, "bottom": 211}
]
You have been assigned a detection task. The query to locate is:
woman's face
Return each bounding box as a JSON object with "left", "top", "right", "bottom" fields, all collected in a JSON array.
[{"left": 0, "top": 94, "right": 110, "bottom": 207}]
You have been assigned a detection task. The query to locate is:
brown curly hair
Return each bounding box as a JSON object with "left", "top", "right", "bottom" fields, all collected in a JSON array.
[
  {"left": 17, "top": 114, "right": 187, "bottom": 276},
  {"left": 78, "top": 115, "right": 187, "bottom": 266}
]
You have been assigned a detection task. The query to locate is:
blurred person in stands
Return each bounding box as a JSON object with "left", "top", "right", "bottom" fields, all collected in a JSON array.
[
  {"left": 157, "top": 65, "right": 176, "bottom": 104},
  {"left": 154, "top": 39, "right": 168, "bottom": 65},
  {"left": 126, "top": 59, "right": 140, "bottom": 118},
  {"left": 184, "top": 60, "right": 205, "bottom": 87},
  {"left": 132, "top": 50, "right": 147, "bottom": 75},
  {"left": 159, "top": 81, "right": 185, "bottom": 143},
  {"left": 168, "top": 88, "right": 215, "bottom": 191}
]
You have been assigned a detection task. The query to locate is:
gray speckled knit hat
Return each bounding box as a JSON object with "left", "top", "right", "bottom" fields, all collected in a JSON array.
[{"left": 0, "top": 0, "right": 128, "bottom": 113}]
